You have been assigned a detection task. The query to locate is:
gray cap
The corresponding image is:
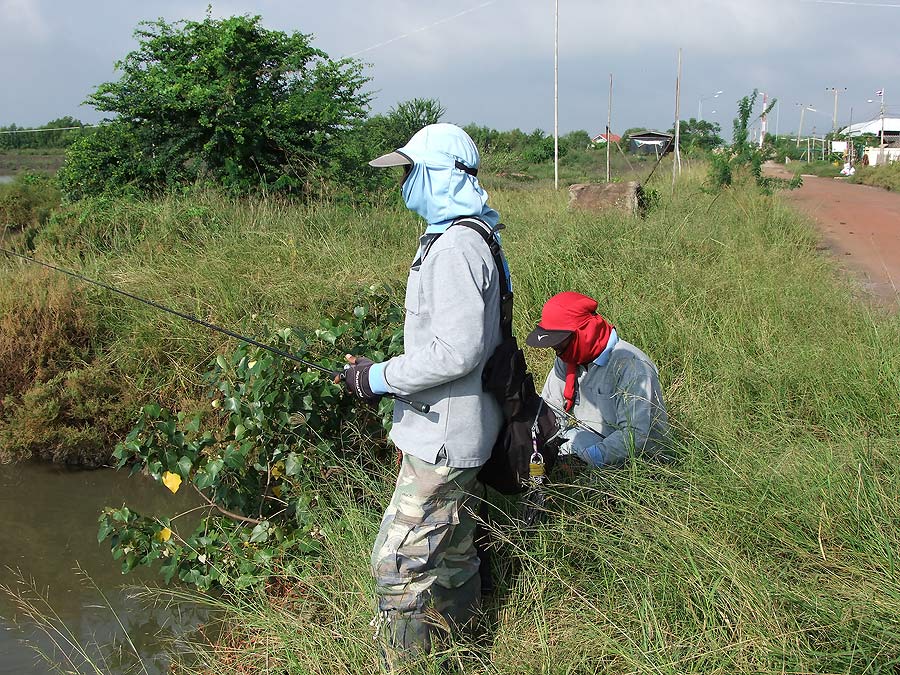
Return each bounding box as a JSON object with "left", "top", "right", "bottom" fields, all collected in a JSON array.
[{"left": 368, "top": 150, "right": 412, "bottom": 168}]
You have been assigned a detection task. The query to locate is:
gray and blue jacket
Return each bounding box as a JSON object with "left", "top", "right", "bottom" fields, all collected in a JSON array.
[
  {"left": 541, "top": 335, "right": 670, "bottom": 466},
  {"left": 369, "top": 124, "right": 505, "bottom": 468}
]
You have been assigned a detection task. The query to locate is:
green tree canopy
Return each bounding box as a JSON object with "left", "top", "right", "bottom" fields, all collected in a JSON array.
[
  {"left": 669, "top": 118, "right": 724, "bottom": 153},
  {"left": 59, "top": 13, "right": 371, "bottom": 198}
]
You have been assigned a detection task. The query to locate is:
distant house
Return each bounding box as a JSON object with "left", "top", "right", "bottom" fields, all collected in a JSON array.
[
  {"left": 591, "top": 132, "right": 622, "bottom": 145},
  {"left": 626, "top": 130, "right": 674, "bottom": 157},
  {"left": 839, "top": 117, "right": 900, "bottom": 145}
]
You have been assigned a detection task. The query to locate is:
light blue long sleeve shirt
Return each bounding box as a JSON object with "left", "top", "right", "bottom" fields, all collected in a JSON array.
[{"left": 542, "top": 335, "right": 670, "bottom": 467}]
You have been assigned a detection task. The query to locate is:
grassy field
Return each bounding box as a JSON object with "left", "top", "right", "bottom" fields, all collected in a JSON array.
[
  {"left": 2, "top": 166, "right": 900, "bottom": 672},
  {"left": 0, "top": 149, "right": 66, "bottom": 175}
]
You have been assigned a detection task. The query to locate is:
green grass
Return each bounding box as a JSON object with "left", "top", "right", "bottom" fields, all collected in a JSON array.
[
  {"left": 851, "top": 162, "right": 900, "bottom": 191},
  {"left": 3, "top": 168, "right": 900, "bottom": 672},
  {"left": 789, "top": 160, "right": 844, "bottom": 178}
]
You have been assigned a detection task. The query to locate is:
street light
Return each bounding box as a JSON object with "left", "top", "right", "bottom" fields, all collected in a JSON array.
[
  {"left": 825, "top": 86, "right": 847, "bottom": 133},
  {"left": 796, "top": 103, "right": 816, "bottom": 147},
  {"left": 698, "top": 90, "right": 723, "bottom": 120}
]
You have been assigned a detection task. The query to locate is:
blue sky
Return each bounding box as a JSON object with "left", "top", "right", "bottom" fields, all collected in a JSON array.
[{"left": 1, "top": 0, "right": 897, "bottom": 137}]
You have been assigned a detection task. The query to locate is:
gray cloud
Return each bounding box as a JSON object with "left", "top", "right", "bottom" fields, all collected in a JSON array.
[{"left": 1, "top": 0, "right": 897, "bottom": 136}]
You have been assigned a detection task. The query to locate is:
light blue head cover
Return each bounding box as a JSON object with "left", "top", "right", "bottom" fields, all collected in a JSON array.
[{"left": 397, "top": 123, "right": 500, "bottom": 233}]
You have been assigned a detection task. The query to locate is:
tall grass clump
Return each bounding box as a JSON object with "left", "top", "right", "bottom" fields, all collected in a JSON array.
[
  {"left": 851, "top": 161, "right": 900, "bottom": 192},
  {"left": 0, "top": 266, "right": 135, "bottom": 463},
  {"left": 0, "top": 171, "right": 61, "bottom": 232}
]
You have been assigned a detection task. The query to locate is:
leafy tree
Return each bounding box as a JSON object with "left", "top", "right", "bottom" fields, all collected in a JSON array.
[
  {"left": 669, "top": 118, "right": 723, "bottom": 153},
  {"left": 0, "top": 117, "right": 91, "bottom": 151},
  {"left": 522, "top": 129, "right": 556, "bottom": 163},
  {"left": 378, "top": 98, "right": 445, "bottom": 151},
  {"left": 560, "top": 129, "right": 592, "bottom": 153},
  {"left": 707, "top": 90, "right": 798, "bottom": 193},
  {"left": 59, "top": 13, "right": 370, "bottom": 197}
]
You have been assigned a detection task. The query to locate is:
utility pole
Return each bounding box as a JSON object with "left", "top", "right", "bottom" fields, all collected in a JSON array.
[
  {"left": 848, "top": 106, "right": 854, "bottom": 167},
  {"left": 672, "top": 48, "right": 682, "bottom": 190},
  {"left": 759, "top": 92, "right": 768, "bottom": 148},
  {"left": 775, "top": 99, "right": 780, "bottom": 139},
  {"left": 796, "top": 103, "right": 814, "bottom": 148},
  {"left": 606, "top": 73, "right": 612, "bottom": 183},
  {"left": 825, "top": 86, "right": 846, "bottom": 134},
  {"left": 553, "top": 0, "right": 559, "bottom": 190},
  {"left": 878, "top": 87, "right": 886, "bottom": 147}
]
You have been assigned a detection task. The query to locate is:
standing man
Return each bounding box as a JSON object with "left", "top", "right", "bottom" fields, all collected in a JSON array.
[
  {"left": 338, "top": 124, "right": 506, "bottom": 666},
  {"left": 526, "top": 292, "right": 670, "bottom": 466}
]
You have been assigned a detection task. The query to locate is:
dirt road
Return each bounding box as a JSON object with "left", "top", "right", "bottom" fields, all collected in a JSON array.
[{"left": 766, "top": 163, "right": 900, "bottom": 309}]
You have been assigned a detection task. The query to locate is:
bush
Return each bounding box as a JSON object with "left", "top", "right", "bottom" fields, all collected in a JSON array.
[
  {"left": 99, "top": 285, "right": 405, "bottom": 590},
  {"left": 851, "top": 162, "right": 900, "bottom": 191},
  {"left": 0, "top": 269, "right": 135, "bottom": 465},
  {"left": 0, "top": 172, "right": 61, "bottom": 231},
  {"left": 59, "top": 13, "right": 370, "bottom": 198},
  {"left": 0, "top": 269, "right": 94, "bottom": 400},
  {"left": 0, "top": 360, "right": 136, "bottom": 465}
]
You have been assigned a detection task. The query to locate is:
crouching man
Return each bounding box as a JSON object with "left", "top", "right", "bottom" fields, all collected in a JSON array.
[{"left": 526, "top": 292, "right": 670, "bottom": 466}]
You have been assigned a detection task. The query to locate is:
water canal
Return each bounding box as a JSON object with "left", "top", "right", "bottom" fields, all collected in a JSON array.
[{"left": 0, "top": 463, "right": 205, "bottom": 674}]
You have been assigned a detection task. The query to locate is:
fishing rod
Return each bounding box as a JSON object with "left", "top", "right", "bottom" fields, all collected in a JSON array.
[
  {"left": 542, "top": 398, "right": 604, "bottom": 438},
  {"left": 0, "top": 247, "right": 430, "bottom": 414}
]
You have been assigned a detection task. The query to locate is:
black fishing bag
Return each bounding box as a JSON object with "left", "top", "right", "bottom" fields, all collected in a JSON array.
[{"left": 452, "top": 219, "right": 561, "bottom": 495}]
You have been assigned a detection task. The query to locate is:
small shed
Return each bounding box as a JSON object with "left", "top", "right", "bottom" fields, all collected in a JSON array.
[{"left": 626, "top": 131, "right": 674, "bottom": 157}]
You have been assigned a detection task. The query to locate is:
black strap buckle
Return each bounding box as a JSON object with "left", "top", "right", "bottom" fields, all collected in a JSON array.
[{"left": 454, "top": 160, "right": 478, "bottom": 177}]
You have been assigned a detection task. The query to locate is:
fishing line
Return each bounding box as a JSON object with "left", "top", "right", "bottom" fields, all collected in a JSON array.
[
  {"left": 0, "top": 246, "right": 429, "bottom": 413},
  {"left": 345, "top": 0, "right": 500, "bottom": 57}
]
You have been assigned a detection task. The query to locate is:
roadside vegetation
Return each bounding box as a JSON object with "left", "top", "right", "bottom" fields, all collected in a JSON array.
[
  {"left": 1, "top": 12, "right": 899, "bottom": 675},
  {"left": 789, "top": 160, "right": 844, "bottom": 178},
  {"left": 851, "top": 161, "right": 900, "bottom": 191}
]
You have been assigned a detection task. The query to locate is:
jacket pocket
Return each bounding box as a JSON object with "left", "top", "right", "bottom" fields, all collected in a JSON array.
[{"left": 404, "top": 268, "right": 421, "bottom": 315}]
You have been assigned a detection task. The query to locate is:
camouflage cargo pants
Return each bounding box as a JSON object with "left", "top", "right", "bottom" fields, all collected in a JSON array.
[{"left": 371, "top": 452, "right": 483, "bottom": 663}]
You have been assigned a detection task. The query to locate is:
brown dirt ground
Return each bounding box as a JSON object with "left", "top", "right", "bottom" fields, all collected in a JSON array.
[{"left": 765, "top": 162, "right": 900, "bottom": 309}]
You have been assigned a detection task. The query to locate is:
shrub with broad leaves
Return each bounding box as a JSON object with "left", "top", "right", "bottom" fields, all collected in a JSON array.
[{"left": 99, "top": 285, "right": 403, "bottom": 590}]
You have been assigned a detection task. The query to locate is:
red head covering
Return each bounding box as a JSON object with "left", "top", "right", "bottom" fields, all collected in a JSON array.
[{"left": 539, "top": 292, "right": 614, "bottom": 411}]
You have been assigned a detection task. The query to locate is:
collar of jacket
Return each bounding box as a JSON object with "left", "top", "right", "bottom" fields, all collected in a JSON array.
[{"left": 592, "top": 329, "right": 619, "bottom": 367}]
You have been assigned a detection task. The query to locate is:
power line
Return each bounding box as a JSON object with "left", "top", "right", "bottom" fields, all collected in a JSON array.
[
  {"left": 0, "top": 125, "right": 95, "bottom": 135},
  {"left": 800, "top": 0, "right": 900, "bottom": 7},
  {"left": 345, "top": 0, "right": 499, "bottom": 57}
]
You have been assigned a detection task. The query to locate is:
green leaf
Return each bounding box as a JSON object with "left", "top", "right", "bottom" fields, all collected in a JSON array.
[
  {"left": 177, "top": 456, "right": 193, "bottom": 477},
  {"left": 206, "top": 458, "right": 224, "bottom": 480},
  {"left": 97, "top": 518, "right": 113, "bottom": 543},
  {"left": 249, "top": 521, "right": 270, "bottom": 543},
  {"left": 285, "top": 452, "right": 300, "bottom": 476},
  {"left": 193, "top": 470, "right": 213, "bottom": 490}
]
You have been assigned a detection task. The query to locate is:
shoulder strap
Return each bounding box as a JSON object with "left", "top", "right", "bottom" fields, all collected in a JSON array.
[{"left": 452, "top": 217, "right": 513, "bottom": 338}]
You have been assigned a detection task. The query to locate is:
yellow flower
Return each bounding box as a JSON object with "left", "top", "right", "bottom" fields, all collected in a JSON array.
[
  {"left": 162, "top": 471, "right": 182, "bottom": 494},
  {"left": 157, "top": 527, "right": 172, "bottom": 542},
  {"left": 271, "top": 461, "right": 284, "bottom": 479},
  {"left": 272, "top": 485, "right": 282, "bottom": 498}
]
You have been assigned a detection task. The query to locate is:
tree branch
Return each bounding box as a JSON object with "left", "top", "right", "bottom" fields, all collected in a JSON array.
[{"left": 192, "top": 485, "right": 263, "bottom": 526}]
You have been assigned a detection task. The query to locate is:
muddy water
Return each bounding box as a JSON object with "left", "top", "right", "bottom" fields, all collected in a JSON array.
[{"left": 0, "top": 463, "right": 205, "bottom": 674}]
